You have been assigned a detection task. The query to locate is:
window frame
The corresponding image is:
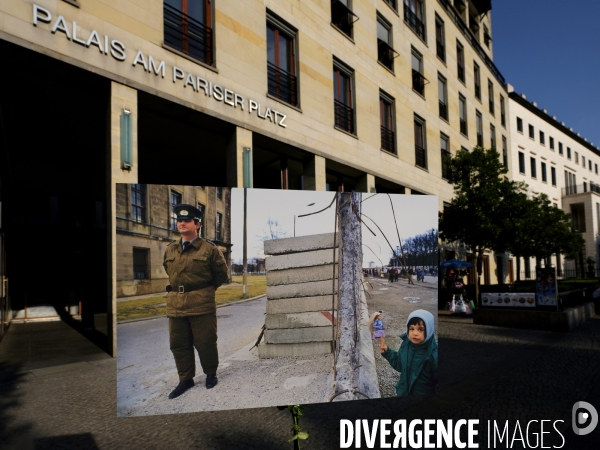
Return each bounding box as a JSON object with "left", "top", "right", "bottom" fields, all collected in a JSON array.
[
  {"left": 530, "top": 157, "right": 537, "bottom": 179},
  {"left": 331, "top": 0, "right": 357, "bottom": 39},
  {"left": 490, "top": 123, "right": 496, "bottom": 149},
  {"left": 197, "top": 202, "right": 206, "bottom": 237},
  {"left": 500, "top": 95, "right": 506, "bottom": 127},
  {"left": 459, "top": 94, "right": 467, "bottom": 136},
  {"left": 333, "top": 57, "right": 356, "bottom": 135},
  {"left": 438, "top": 73, "right": 448, "bottom": 121},
  {"left": 549, "top": 136, "right": 555, "bottom": 150},
  {"left": 517, "top": 117, "right": 523, "bottom": 133},
  {"left": 411, "top": 47, "right": 426, "bottom": 97},
  {"left": 441, "top": 132, "right": 450, "bottom": 179},
  {"left": 518, "top": 151, "right": 526, "bottom": 174},
  {"left": 131, "top": 184, "right": 146, "bottom": 223},
  {"left": 414, "top": 114, "right": 428, "bottom": 169},
  {"left": 473, "top": 62, "right": 481, "bottom": 100},
  {"left": 170, "top": 190, "right": 183, "bottom": 231},
  {"left": 404, "top": 0, "right": 426, "bottom": 41},
  {"left": 377, "top": 13, "right": 396, "bottom": 72},
  {"left": 551, "top": 166, "right": 557, "bottom": 186},
  {"left": 528, "top": 124, "right": 535, "bottom": 139},
  {"left": 435, "top": 14, "right": 445, "bottom": 62},
  {"left": 133, "top": 247, "right": 150, "bottom": 280},
  {"left": 475, "top": 110, "right": 483, "bottom": 147},
  {"left": 539, "top": 130, "right": 545, "bottom": 145},
  {"left": 488, "top": 80, "right": 494, "bottom": 115},
  {"left": 380, "top": 90, "right": 396, "bottom": 154},
  {"left": 541, "top": 161, "right": 547, "bottom": 183},
  {"left": 266, "top": 12, "right": 299, "bottom": 107},
  {"left": 216, "top": 212, "right": 223, "bottom": 241},
  {"left": 502, "top": 135, "right": 508, "bottom": 167},
  {"left": 456, "top": 40, "right": 465, "bottom": 82}
]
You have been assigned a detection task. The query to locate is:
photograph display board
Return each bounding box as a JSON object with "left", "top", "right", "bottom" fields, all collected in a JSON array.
[
  {"left": 481, "top": 292, "right": 536, "bottom": 308},
  {"left": 115, "top": 185, "right": 438, "bottom": 416},
  {"left": 536, "top": 266, "right": 558, "bottom": 306}
]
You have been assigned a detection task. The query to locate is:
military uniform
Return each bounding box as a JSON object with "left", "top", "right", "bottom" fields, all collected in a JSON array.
[{"left": 163, "top": 205, "right": 228, "bottom": 391}]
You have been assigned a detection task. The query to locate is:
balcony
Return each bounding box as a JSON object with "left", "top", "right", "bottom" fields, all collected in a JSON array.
[
  {"left": 334, "top": 99, "right": 354, "bottom": 134},
  {"left": 412, "top": 70, "right": 428, "bottom": 96},
  {"left": 378, "top": 39, "right": 398, "bottom": 70},
  {"left": 563, "top": 184, "right": 600, "bottom": 197},
  {"left": 415, "top": 145, "right": 427, "bottom": 169},
  {"left": 436, "top": 41, "right": 445, "bottom": 61},
  {"left": 267, "top": 62, "right": 298, "bottom": 106},
  {"left": 164, "top": 3, "right": 213, "bottom": 65},
  {"left": 381, "top": 126, "right": 395, "bottom": 153},
  {"left": 454, "top": 0, "right": 466, "bottom": 13},
  {"left": 404, "top": 6, "right": 426, "bottom": 40},
  {"left": 460, "top": 119, "right": 467, "bottom": 135},
  {"left": 331, "top": 0, "right": 358, "bottom": 37},
  {"left": 439, "top": 101, "right": 448, "bottom": 120}
]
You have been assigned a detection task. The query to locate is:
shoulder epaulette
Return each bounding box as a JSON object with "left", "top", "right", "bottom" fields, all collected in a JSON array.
[{"left": 167, "top": 240, "right": 178, "bottom": 246}]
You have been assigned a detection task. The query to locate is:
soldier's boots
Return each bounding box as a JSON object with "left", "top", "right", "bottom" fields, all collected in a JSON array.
[
  {"left": 168, "top": 379, "right": 194, "bottom": 399},
  {"left": 206, "top": 373, "right": 218, "bottom": 389}
]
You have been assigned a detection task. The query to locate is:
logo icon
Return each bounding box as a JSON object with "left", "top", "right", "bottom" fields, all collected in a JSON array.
[{"left": 572, "top": 401, "right": 598, "bottom": 436}]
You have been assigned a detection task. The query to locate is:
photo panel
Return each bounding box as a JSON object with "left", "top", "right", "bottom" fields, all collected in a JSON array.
[{"left": 116, "top": 185, "right": 438, "bottom": 416}]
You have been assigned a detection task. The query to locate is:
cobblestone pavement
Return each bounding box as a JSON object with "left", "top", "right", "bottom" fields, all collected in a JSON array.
[{"left": 1, "top": 306, "right": 599, "bottom": 449}]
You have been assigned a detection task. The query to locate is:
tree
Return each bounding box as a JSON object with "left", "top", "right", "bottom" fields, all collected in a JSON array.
[
  {"left": 439, "top": 147, "right": 528, "bottom": 304},
  {"left": 257, "top": 218, "right": 287, "bottom": 241}
]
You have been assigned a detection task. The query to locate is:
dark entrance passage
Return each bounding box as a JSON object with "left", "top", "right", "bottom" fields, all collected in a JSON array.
[
  {"left": 137, "top": 92, "right": 232, "bottom": 186},
  {"left": 0, "top": 40, "right": 109, "bottom": 348}
]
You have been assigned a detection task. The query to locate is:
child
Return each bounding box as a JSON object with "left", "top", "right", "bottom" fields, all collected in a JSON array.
[
  {"left": 379, "top": 309, "right": 438, "bottom": 396},
  {"left": 369, "top": 310, "right": 385, "bottom": 340}
]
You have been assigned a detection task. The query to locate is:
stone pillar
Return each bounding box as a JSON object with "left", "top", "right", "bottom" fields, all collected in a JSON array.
[
  {"left": 356, "top": 173, "right": 376, "bottom": 193},
  {"left": 108, "top": 82, "right": 139, "bottom": 357},
  {"left": 303, "top": 154, "right": 326, "bottom": 191},
  {"left": 226, "top": 126, "right": 253, "bottom": 188}
]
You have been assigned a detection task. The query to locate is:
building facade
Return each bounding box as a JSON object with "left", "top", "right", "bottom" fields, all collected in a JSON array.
[
  {"left": 116, "top": 184, "right": 232, "bottom": 297},
  {"left": 0, "top": 0, "right": 508, "bottom": 352},
  {"left": 508, "top": 89, "right": 600, "bottom": 279}
]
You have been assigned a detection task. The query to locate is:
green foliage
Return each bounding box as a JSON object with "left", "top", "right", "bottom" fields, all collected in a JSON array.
[{"left": 288, "top": 405, "right": 309, "bottom": 447}]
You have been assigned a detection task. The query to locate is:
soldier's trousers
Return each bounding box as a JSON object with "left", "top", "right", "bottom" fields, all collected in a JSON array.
[{"left": 169, "top": 314, "right": 218, "bottom": 381}]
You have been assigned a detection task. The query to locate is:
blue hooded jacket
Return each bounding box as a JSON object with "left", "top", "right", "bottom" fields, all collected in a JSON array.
[{"left": 381, "top": 309, "right": 438, "bottom": 396}]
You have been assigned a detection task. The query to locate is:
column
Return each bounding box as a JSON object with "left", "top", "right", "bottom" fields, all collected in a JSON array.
[
  {"left": 226, "top": 126, "right": 253, "bottom": 188},
  {"left": 303, "top": 154, "right": 326, "bottom": 191},
  {"left": 356, "top": 173, "right": 376, "bottom": 193}
]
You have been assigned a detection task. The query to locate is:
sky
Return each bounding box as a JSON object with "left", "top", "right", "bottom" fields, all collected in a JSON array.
[
  {"left": 230, "top": 189, "right": 438, "bottom": 266},
  {"left": 492, "top": 0, "right": 600, "bottom": 147}
]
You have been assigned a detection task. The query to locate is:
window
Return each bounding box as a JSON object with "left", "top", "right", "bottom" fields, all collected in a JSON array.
[
  {"left": 530, "top": 157, "right": 536, "bottom": 178},
  {"left": 490, "top": 124, "right": 496, "bottom": 149},
  {"left": 377, "top": 15, "right": 396, "bottom": 71},
  {"left": 267, "top": 14, "right": 298, "bottom": 106},
  {"left": 596, "top": 164, "right": 598, "bottom": 174},
  {"left": 197, "top": 203, "right": 205, "bottom": 237},
  {"left": 502, "top": 136, "right": 508, "bottom": 167},
  {"left": 551, "top": 166, "right": 556, "bottom": 186},
  {"left": 380, "top": 91, "right": 395, "bottom": 153},
  {"left": 500, "top": 95, "right": 506, "bottom": 126},
  {"left": 582, "top": 156, "right": 586, "bottom": 168},
  {"left": 517, "top": 117, "right": 523, "bottom": 133},
  {"left": 435, "top": 15, "right": 445, "bottom": 61},
  {"left": 528, "top": 124, "right": 535, "bottom": 139},
  {"left": 559, "top": 142, "right": 563, "bottom": 155},
  {"left": 171, "top": 190, "right": 182, "bottom": 230},
  {"left": 539, "top": 131, "right": 545, "bottom": 145},
  {"left": 474, "top": 63, "right": 481, "bottom": 100},
  {"left": 541, "top": 162, "right": 547, "bottom": 182},
  {"left": 483, "top": 24, "right": 491, "bottom": 48},
  {"left": 441, "top": 133, "right": 450, "bottom": 179},
  {"left": 133, "top": 248, "right": 149, "bottom": 280},
  {"left": 488, "top": 80, "right": 494, "bottom": 115},
  {"left": 131, "top": 184, "right": 146, "bottom": 223},
  {"left": 549, "top": 136, "right": 555, "bottom": 150},
  {"left": 459, "top": 94, "right": 467, "bottom": 136},
  {"left": 589, "top": 160, "right": 592, "bottom": 171},
  {"left": 216, "top": 186, "right": 222, "bottom": 200},
  {"left": 384, "top": 0, "right": 398, "bottom": 11},
  {"left": 411, "top": 49, "right": 426, "bottom": 96},
  {"left": 476, "top": 111, "right": 483, "bottom": 147},
  {"left": 216, "top": 212, "right": 223, "bottom": 240},
  {"left": 331, "top": 0, "right": 357, "bottom": 38},
  {"left": 164, "top": 0, "right": 213, "bottom": 65},
  {"left": 575, "top": 152, "right": 579, "bottom": 164},
  {"left": 438, "top": 74, "right": 448, "bottom": 120},
  {"left": 404, "top": 0, "right": 426, "bottom": 40},
  {"left": 456, "top": 41, "right": 465, "bottom": 82},
  {"left": 333, "top": 59, "right": 355, "bottom": 134},
  {"left": 568, "top": 147, "right": 572, "bottom": 159},
  {"left": 565, "top": 170, "right": 577, "bottom": 195},
  {"left": 519, "top": 152, "right": 525, "bottom": 174},
  {"left": 414, "top": 115, "right": 427, "bottom": 169},
  {"left": 571, "top": 203, "right": 585, "bottom": 232}
]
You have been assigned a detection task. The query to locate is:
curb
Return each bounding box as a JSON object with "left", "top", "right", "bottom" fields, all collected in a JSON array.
[{"left": 117, "top": 294, "right": 267, "bottom": 325}]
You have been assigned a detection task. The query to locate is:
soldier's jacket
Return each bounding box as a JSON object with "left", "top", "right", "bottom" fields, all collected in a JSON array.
[{"left": 163, "top": 238, "right": 229, "bottom": 317}]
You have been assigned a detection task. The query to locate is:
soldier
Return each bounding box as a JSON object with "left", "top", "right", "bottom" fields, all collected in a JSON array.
[{"left": 163, "top": 204, "right": 229, "bottom": 399}]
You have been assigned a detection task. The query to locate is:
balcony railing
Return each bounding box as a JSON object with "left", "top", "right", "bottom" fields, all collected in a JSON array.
[
  {"left": 331, "top": 0, "right": 358, "bottom": 37},
  {"left": 404, "top": 6, "right": 426, "bottom": 40},
  {"left": 378, "top": 39, "right": 398, "bottom": 70},
  {"left": 563, "top": 184, "right": 600, "bottom": 196},
  {"left": 460, "top": 119, "right": 467, "bottom": 135},
  {"left": 381, "top": 126, "right": 395, "bottom": 153},
  {"left": 415, "top": 145, "right": 427, "bottom": 168},
  {"left": 437, "top": 0, "right": 506, "bottom": 87},
  {"left": 267, "top": 62, "right": 298, "bottom": 106},
  {"left": 334, "top": 99, "right": 354, "bottom": 134},
  {"left": 436, "top": 41, "right": 445, "bottom": 61},
  {"left": 439, "top": 101, "right": 448, "bottom": 120},
  {"left": 412, "top": 70, "right": 427, "bottom": 96},
  {"left": 164, "top": 3, "right": 213, "bottom": 65}
]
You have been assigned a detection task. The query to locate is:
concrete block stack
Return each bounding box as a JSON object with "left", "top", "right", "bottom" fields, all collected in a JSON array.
[{"left": 258, "top": 233, "right": 339, "bottom": 358}]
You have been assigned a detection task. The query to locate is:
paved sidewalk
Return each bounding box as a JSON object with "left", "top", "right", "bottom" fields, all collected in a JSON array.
[{"left": 1, "top": 311, "right": 599, "bottom": 448}]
